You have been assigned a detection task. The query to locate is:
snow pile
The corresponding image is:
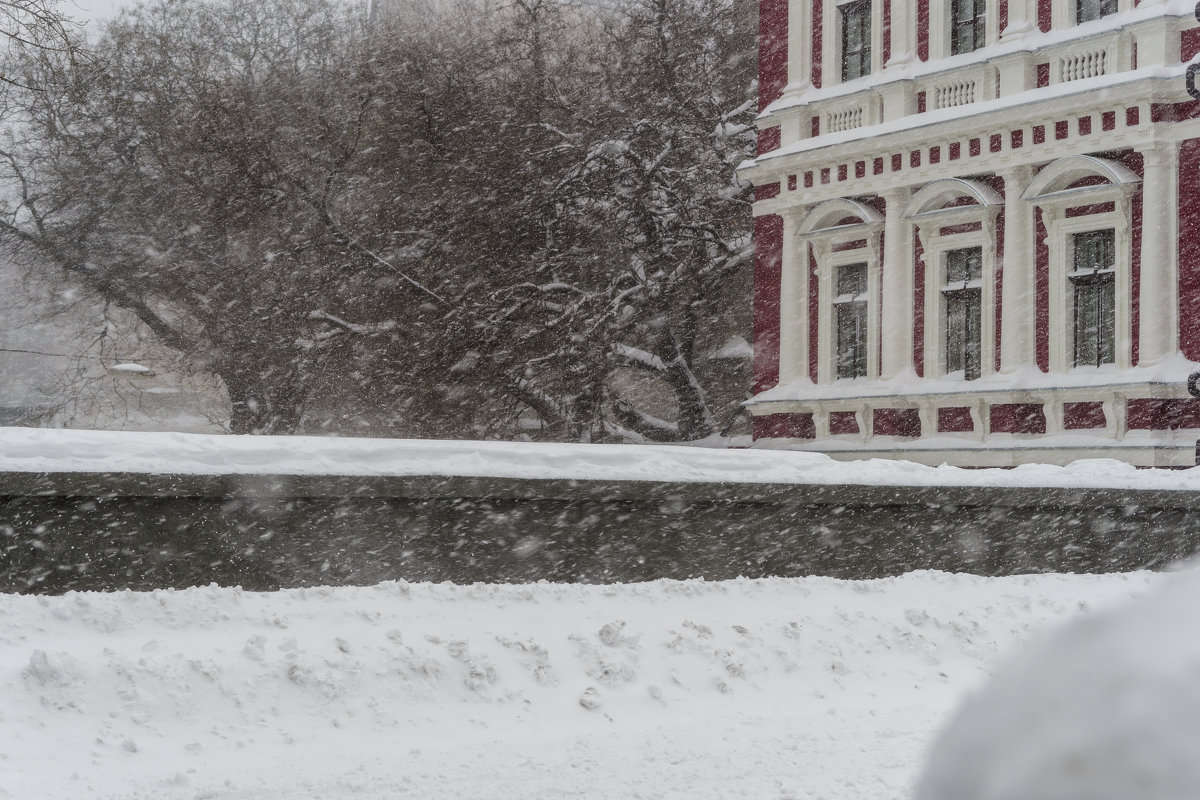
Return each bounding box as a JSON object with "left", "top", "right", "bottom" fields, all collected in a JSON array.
[
  {"left": 916, "top": 565, "right": 1200, "bottom": 800},
  {"left": 3, "top": 426, "right": 1200, "bottom": 491},
  {"left": 1, "top": 571, "right": 1156, "bottom": 800}
]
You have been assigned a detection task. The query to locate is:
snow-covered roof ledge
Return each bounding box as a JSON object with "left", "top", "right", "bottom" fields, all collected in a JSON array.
[{"left": 746, "top": 358, "right": 1200, "bottom": 406}]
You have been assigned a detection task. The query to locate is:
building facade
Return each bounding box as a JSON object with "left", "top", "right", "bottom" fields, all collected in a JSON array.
[{"left": 741, "top": 0, "right": 1200, "bottom": 466}]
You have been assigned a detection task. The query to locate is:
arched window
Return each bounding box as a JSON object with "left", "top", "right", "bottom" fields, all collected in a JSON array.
[
  {"left": 795, "top": 199, "right": 884, "bottom": 384},
  {"left": 1022, "top": 155, "right": 1141, "bottom": 372},
  {"left": 904, "top": 179, "right": 1003, "bottom": 381}
]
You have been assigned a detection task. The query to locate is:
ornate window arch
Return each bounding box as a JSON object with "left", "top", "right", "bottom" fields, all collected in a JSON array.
[
  {"left": 1023, "top": 155, "right": 1140, "bottom": 372},
  {"left": 794, "top": 199, "right": 884, "bottom": 385},
  {"left": 904, "top": 179, "right": 1003, "bottom": 381}
]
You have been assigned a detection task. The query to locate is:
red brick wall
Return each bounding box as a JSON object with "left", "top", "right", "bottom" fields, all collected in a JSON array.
[
  {"left": 758, "top": 0, "right": 788, "bottom": 111},
  {"left": 752, "top": 413, "right": 816, "bottom": 439},
  {"left": 1180, "top": 138, "right": 1200, "bottom": 359},
  {"left": 753, "top": 215, "right": 784, "bottom": 394}
]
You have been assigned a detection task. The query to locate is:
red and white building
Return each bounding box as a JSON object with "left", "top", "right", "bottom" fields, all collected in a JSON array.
[{"left": 741, "top": 0, "right": 1200, "bottom": 466}]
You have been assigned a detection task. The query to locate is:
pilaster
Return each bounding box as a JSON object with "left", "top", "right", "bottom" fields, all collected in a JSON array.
[
  {"left": 778, "top": 207, "right": 808, "bottom": 384},
  {"left": 1137, "top": 143, "right": 1180, "bottom": 365},
  {"left": 782, "top": 0, "right": 813, "bottom": 100},
  {"left": 880, "top": 187, "right": 914, "bottom": 379},
  {"left": 999, "top": 165, "right": 1035, "bottom": 372},
  {"left": 1000, "top": 0, "right": 1034, "bottom": 41}
]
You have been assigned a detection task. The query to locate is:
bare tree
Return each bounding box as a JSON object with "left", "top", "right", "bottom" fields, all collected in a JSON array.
[
  {"left": 0, "top": 0, "right": 74, "bottom": 52},
  {"left": 0, "top": 0, "right": 754, "bottom": 441},
  {"left": 0, "top": 0, "right": 433, "bottom": 433}
]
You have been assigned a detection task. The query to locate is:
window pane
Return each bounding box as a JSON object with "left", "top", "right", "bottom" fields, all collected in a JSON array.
[
  {"left": 946, "top": 247, "right": 982, "bottom": 284},
  {"left": 1077, "top": 0, "right": 1117, "bottom": 22},
  {"left": 1075, "top": 283, "right": 1099, "bottom": 366},
  {"left": 841, "top": 0, "right": 871, "bottom": 81},
  {"left": 965, "top": 290, "right": 982, "bottom": 380},
  {"left": 945, "top": 288, "right": 981, "bottom": 380},
  {"left": 946, "top": 295, "right": 966, "bottom": 374},
  {"left": 952, "top": 0, "right": 986, "bottom": 55},
  {"left": 1073, "top": 275, "right": 1115, "bottom": 367},
  {"left": 836, "top": 262, "right": 868, "bottom": 378},
  {"left": 837, "top": 262, "right": 867, "bottom": 297},
  {"left": 1074, "top": 229, "right": 1114, "bottom": 273},
  {"left": 1099, "top": 279, "right": 1115, "bottom": 364},
  {"left": 836, "top": 301, "right": 867, "bottom": 379}
]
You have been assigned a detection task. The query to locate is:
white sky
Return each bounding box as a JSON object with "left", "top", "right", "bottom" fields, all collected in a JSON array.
[{"left": 64, "top": 0, "right": 128, "bottom": 23}]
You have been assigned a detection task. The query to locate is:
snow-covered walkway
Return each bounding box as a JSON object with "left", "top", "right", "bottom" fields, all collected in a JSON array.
[{"left": 1, "top": 571, "right": 1157, "bottom": 799}]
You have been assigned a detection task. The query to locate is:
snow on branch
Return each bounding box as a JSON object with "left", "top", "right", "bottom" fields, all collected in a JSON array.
[
  {"left": 308, "top": 310, "right": 397, "bottom": 336},
  {"left": 612, "top": 396, "right": 681, "bottom": 441},
  {"left": 613, "top": 343, "right": 666, "bottom": 373}
]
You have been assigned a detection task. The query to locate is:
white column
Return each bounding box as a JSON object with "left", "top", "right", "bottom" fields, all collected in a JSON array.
[
  {"left": 813, "top": 408, "right": 831, "bottom": 438},
  {"left": 880, "top": 188, "right": 913, "bottom": 378},
  {"left": 1042, "top": 397, "right": 1063, "bottom": 434},
  {"left": 917, "top": 400, "right": 937, "bottom": 438},
  {"left": 814, "top": 240, "right": 833, "bottom": 384},
  {"left": 821, "top": 0, "right": 836, "bottom": 88},
  {"left": 778, "top": 209, "right": 808, "bottom": 384},
  {"left": 884, "top": 0, "right": 913, "bottom": 69},
  {"left": 1001, "top": 0, "right": 1035, "bottom": 41},
  {"left": 999, "top": 165, "right": 1035, "bottom": 372},
  {"left": 784, "top": 0, "right": 812, "bottom": 97},
  {"left": 854, "top": 403, "right": 873, "bottom": 442},
  {"left": 1137, "top": 143, "right": 1180, "bottom": 365}
]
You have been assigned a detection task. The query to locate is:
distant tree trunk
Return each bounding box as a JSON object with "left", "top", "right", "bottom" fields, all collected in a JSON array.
[{"left": 221, "top": 367, "right": 307, "bottom": 435}]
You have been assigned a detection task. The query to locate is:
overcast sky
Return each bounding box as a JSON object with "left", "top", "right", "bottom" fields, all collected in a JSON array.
[{"left": 65, "top": 0, "right": 127, "bottom": 23}]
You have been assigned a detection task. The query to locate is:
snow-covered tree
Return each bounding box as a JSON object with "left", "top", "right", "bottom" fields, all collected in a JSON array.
[{"left": 0, "top": 0, "right": 754, "bottom": 441}]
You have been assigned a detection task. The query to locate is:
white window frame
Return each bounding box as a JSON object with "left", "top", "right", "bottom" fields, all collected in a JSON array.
[
  {"left": 824, "top": 0, "right": 882, "bottom": 87},
  {"left": 931, "top": 0, "right": 998, "bottom": 60},
  {"left": 814, "top": 234, "right": 882, "bottom": 384},
  {"left": 1054, "top": 0, "right": 1134, "bottom": 28},
  {"left": 904, "top": 179, "right": 1002, "bottom": 382},
  {"left": 916, "top": 217, "right": 999, "bottom": 381},
  {"left": 941, "top": 244, "right": 986, "bottom": 379},
  {"left": 1040, "top": 202, "right": 1133, "bottom": 372},
  {"left": 1022, "top": 155, "right": 1140, "bottom": 374},
  {"left": 795, "top": 199, "right": 885, "bottom": 386}
]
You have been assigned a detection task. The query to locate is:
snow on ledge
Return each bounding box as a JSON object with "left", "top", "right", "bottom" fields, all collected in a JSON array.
[{"left": 3, "top": 426, "right": 1200, "bottom": 492}]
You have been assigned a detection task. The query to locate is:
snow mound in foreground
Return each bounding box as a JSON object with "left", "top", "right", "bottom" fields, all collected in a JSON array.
[
  {"left": 0, "top": 572, "right": 1155, "bottom": 800},
  {"left": 915, "top": 565, "right": 1200, "bottom": 800}
]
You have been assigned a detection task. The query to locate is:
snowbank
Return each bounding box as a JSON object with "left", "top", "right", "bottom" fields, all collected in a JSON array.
[
  {"left": 916, "top": 564, "right": 1200, "bottom": 800},
  {"left": 1, "top": 571, "right": 1157, "bottom": 800},
  {"left": 2, "top": 426, "right": 1199, "bottom": 492}
]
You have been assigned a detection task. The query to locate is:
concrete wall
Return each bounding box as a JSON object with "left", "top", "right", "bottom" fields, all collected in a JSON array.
[{"left": 3, "top": 470, "right": 1199, "bottom": 593}]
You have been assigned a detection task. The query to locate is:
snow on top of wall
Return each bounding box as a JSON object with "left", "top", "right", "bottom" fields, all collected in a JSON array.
[
  {"left": 2, "top": 425, "right": 1200, "bottom": 491},
  {"left": 0, "top": 570, "right": 1157, "bottom": 800}
]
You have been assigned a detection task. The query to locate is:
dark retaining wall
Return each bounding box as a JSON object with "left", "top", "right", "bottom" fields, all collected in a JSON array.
[{"left": 2, "top": 471, "right": 1199, "bottom": 593}]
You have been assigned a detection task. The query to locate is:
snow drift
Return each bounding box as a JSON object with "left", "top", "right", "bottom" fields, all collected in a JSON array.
[
  {"left": 1, "top": 571, "right": 1156, "bottom": 800},
  {"left": 916, "top": 564, "right": 1200, "bottom": 800}
]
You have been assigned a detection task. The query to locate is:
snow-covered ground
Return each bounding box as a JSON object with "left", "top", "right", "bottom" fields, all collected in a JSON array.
[{"left": 1, "top": 571, "right": 1159, "bottom": 800}]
